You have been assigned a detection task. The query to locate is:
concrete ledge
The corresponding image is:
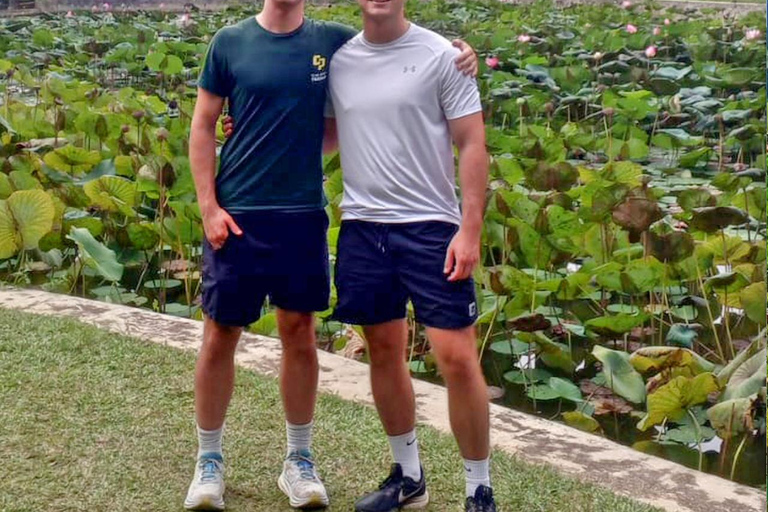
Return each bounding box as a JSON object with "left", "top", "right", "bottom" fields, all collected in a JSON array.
[{"left": 0, "top": 288, "right": 764, "bottom": 512}]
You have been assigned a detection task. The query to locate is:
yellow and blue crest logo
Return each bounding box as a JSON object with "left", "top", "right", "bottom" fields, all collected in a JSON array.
[{"left": 313, "top": 54, "right": 327, "bottom": 71}]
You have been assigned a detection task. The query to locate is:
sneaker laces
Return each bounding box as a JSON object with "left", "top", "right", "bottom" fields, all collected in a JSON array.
[
  {"left": 378, "top": 467, "right": 400, "bottom": 490},
  {"left": 289, "top": 453, "right": 317, "bottom": 481},
  {"left": 198, "top": 458, "right": 221, "bottom": 484}
]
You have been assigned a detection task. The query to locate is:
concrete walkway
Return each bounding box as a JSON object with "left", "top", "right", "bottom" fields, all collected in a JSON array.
[{"left": 0, "top": 288, "right": 764, "bottom": 512}]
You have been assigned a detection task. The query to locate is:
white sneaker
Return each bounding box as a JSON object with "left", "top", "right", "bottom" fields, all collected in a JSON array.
[
  {"left": 184, "top": 453, "right": 226, "bottom": 511},
  {"left": 277, "top": 449, "right": 330, "bottom": 509}
]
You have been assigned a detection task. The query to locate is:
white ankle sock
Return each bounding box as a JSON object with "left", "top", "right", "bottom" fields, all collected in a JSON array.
[
  {"left": 464, "top": 457, "right": 491, "bottom": 498},
  {"left": 286, "top": 421, "right": 313, "bottom": 455},
  {"left": 197, "top": 424, "right": 223, "bottom": 459},
  {"left": 388, "top": 430, "right": 421, "bottom": 481}
]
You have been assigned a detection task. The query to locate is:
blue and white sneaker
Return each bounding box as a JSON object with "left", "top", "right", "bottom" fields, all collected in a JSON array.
[
  {"left": 277, "top": 449, "right": 330, "bottom": 509},
  {"left": 184, "top": 452, "right": 225, "bottom": 511},
  {"left": 465, "top": 485, "right": 496, "bottom": 512},
  {"left": 354, "top": 464, "right": 429, "bottom": 512}
]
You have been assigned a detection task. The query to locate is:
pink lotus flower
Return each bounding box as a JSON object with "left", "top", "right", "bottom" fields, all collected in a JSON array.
[
  {"left": 653, "top": 27, "right": 662, "bottom": 36},
  {"left": 517, "top": 34, "right": 531, "bottom": 43},
  {"left": 102, "top": 2, "right": 111, "bottom": 10},
  {"left": 485, "top": 56, "right": 500, "bottom": 69},
  {"left": 626, "top": 24, "right": 638, "bottom": 34},
  {"left": 645, "top": 45, "right": 657, "bottom": 58},
  {"left": 65, "top": 10, "right": 74, "bottom": 17},
  {"left": 621, "top": 0, "right": 632, "bottom": 8},
  {"left": 664, "top": 18, "right": 671, "bottom": 26},
  {"left": 91, "top": 5, "right": 98, "bottom": 11},
  {"left": 745, "top": 29, "right": 761, "bottom": 40}
]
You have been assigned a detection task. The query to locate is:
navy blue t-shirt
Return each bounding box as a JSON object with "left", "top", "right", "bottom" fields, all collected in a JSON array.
[{"left": 198, "top": 17, "right": 356, "bottom": 212}]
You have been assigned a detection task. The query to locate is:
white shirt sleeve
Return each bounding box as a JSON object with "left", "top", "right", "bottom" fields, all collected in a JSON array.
[{"left": 439, "top": 48, "right": 482, "bottom": 120}]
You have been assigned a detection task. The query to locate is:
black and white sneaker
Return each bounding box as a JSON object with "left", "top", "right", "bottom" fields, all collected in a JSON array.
[
  {"left": 465, "top": 485, "right": 496, "bottom": 512},
  {"left": 354, "top": 464, "right": 429, "bottom": 512}
]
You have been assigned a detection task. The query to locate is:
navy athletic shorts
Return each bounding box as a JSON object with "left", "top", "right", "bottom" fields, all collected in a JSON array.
[
  {"left": 333, "top": 220, "right": 478, "bottom": 330},
  {"left": 201, "top": 209, "right": 330, "bottom": 327}
]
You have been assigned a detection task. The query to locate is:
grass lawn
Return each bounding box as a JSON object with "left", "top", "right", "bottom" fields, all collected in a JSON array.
[{"left": 0, "top": 308, "right": 663, "bottom": 512}]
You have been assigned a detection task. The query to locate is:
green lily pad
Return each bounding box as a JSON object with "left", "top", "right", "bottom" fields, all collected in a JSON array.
[
  {"left": 503, "top": 368, "right": 552, "bottom": 385},
  {"left": 586, "top": 313, "right": 648, "bottom": 337},
  {"left": 43, "top": 145, "right": 102, "bottom": 174},
  {"left": 739, "top": 282, "right": 766, "bottom": 325},
  {"left": 629, "top": 346, "right": 715, "bottom": 375},
  {"left": 83, "top": 176, "right": 136, "bottom": 217},
  {"left": 526, "top": 384, "right": 561, "bottom": 401},
  {"left": 663, "top": 424, "right": 716, "bottom": 444},
  {"left": 127, "top": 222, "right": 160, "bottom": 251},
  {"left": 721, "top": 348, "right": 767, "bottom": 401},
  {"left": 0, "top": 190, "right": 55, "bottom": 259},
  {"left": 66, "top": 227, "right": 123, "bottom": 282},
  {"left": 548, "top": 377, "right": 583, "bottom": 402},
  {"left": 707, "top": 395, "right": 759, "bottom": 439},
  {"left": 409, "top": 360, "right": 430, "bottom": 375},
  {"left": 143, "top": 279, "right": 183, "bottom": 290},
  {"left": 665, "top": 324, "right": 699, "bottom": 348},
  {"left": 562, "top": 411, "right": 601, "bottom": 434},
  {"left": 592, "top": 345, "right": 646, "bottom": 404},
  {"left": 637, "top": 373, "right": 720, "bottom": 431},
  {"left": 606, "top": 304, "right": 640, "bottom": 315}
]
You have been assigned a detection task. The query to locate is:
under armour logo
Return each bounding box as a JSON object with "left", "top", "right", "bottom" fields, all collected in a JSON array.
[{"left": 403, "top": 65, "right": 417, "bottom": 73}]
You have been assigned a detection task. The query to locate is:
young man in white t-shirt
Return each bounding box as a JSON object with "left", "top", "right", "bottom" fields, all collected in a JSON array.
[
  {"left": 324, "top": 1, "right": 494, "bottom": 510},
  {"left": 221, "top": 1, "right": 490, "bottom": 509}
]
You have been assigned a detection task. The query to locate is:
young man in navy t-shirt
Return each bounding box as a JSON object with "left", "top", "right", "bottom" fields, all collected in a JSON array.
[{"left": 186, "top": 0, "right": 476, "bottom": 509}]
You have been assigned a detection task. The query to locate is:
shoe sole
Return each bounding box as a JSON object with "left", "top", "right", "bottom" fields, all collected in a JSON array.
[
  {"left": 354, "top": 490, "right": 430, "bottom": 512},
  {"left": 184, "top": 495, "right": 225, "bottom": 511},
  {"left": 402, "top": 490, "right": 430, "bottom": 510},
  {"left": 277, "top": 473, "right": 330, "bottom": 509}
]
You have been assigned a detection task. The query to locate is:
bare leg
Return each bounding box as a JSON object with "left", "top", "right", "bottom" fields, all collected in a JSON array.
[
  {"left": 363, "top": 319, "right": 416, "bottom": 436},
  {"left": 426, "top": 325, "right": 489, "bottom": 460},
  {"left": 277, "top": 309, "right": 318, "bottom": 425},
  {"left": 195, "top": 317, "right": 243, "bottom": 430}
]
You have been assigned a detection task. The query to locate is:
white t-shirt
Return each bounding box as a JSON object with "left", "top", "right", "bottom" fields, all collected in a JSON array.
[{"left": 326, "top": 23, "right": 482, "bottom": 225}]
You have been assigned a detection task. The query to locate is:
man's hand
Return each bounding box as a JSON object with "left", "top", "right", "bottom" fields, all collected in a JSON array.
[
  {"left": 221, "top": 115, "right": 234, "bottom": 139},
  {"left": 452, "top": 39, "right": 478, "bottom": 78},
  {"left": 203, "top": 205, "right": 242, "bottom": 250},
  {"left": 444, "top": 228, "right": 480, "bottom": 282}
]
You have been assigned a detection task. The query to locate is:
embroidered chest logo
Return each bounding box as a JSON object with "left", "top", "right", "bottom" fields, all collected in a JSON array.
[
  {"left": 311, "top": 54, "right": 328, "bottom": 83},
  {"left": 403, "top": 65, "right": 417, "bottom": 73}
]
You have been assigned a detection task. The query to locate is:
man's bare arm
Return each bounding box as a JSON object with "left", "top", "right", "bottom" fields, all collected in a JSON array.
[
  {"left": 323, "top": 118, "right": 339, "bottom": 154},
  {"left": 190, "top": 88, "right": 242, "bottom": 250},
  {"left": 444, "top": 112, "right": 488, "bottom": 281}
]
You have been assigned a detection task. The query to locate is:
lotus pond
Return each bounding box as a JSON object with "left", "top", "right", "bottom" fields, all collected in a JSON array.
[{"left": 0, "top": 0, "right": 764, "bottom": 489}]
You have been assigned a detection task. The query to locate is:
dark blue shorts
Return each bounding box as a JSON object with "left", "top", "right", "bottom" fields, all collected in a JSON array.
[
  {"left": 201, "top": 210, "right": 330, "bottom": 327},
  {"left": 333, "top": 220, "right": 477, "bottom": 330}
]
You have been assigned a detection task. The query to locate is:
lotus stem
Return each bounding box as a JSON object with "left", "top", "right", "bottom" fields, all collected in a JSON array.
[
  {"left": 408, "top": 317, "right": 417, "bottom": 364},
  {"left": 730, "top": 434, "right": 749, "bottom": 481},
  {"left": 687, "top": 409, "right": 704, "bottom": 472},
  {"left": 717, "top": 117, "right": 725, "bottom": 172},
  {"left": 478, "top": 298, "right": 500, "bottom": 363},
  {"left": 696, "top": 262, "right": 726, "bottom": 363}
]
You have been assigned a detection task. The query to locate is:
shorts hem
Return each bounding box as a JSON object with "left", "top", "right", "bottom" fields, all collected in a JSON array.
[
  {"left": 331, "top": 311, "right": 406, "bottom": 327},
  {"left": 203, "top": 309, "right": 259, "bottom": 328},
  {"left": 270, "top": 300, "right": 330, "bottom": 314},
  {"left": 416, "top": 317, "right": 477, "bottom": 330}
]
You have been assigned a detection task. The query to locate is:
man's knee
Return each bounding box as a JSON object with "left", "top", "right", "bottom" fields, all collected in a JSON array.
[
  {"left": 278, "top": 310, "right": 316, "bottom": 349},
  {"left": 201, "top": 319, "right": 242, "bottom": 359},
  {"left": 432, "top": 328, "right": 481, "bottom": 382}
]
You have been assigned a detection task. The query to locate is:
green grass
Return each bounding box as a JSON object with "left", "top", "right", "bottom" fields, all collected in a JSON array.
[{"left": 0, "top": 308, "right": 663, "bottom": 512}]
